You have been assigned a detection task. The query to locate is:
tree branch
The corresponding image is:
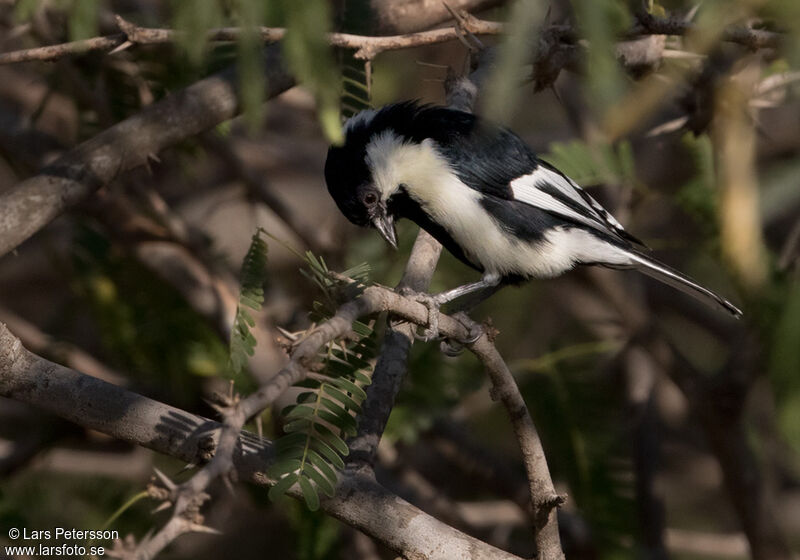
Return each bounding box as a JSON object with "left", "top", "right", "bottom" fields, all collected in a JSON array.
[
  {"left": 0, "top": 44, "right": 294, "bottom": 259},
  {"left": 347, "top": 230, "right": 442, "bottom": 467},
  {"left": 467, "top": 325, "right": 566, "bottom": 559},
  {"left": 0, "top": 311, "right": 523, "bottom": 560},
  {"left": 629, "top": 12, "right": 781, "bottom": 51},
  {"left": 0, "top": 14, "right": 504, "bottom": 65}
]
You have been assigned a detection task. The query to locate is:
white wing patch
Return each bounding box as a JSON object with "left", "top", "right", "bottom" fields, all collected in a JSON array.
[{"left": 509, "top": 165, "right": 628, "bottom": 238}]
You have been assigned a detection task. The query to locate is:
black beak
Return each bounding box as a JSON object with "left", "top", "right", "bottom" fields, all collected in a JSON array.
[{"left": 371, "top": 205, "right": 397, "bottom": 249}]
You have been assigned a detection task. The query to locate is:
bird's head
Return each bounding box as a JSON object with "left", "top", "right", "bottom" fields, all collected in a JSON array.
[{"left": 325, "top": 102, "right": 459, "bottom": 249}]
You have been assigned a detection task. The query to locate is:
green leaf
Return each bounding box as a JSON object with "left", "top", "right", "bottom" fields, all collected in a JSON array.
[
  {"left": 317, "top": 408, "right": 358, "bottom": 437},
  {"left": 572, "top": 0, "right": 631, "bottom": 112},
  {"left": 268, "top": 473, "right": 299, "bottom": 502},
  {"left": 310, "top": 437, "right": 346, "bottom": 470},
  {"left": 285, "top": 405, "right": 316, "bottom": 419},
  {"left": 298, "top": 476, "right": 320, "bottom": 511},
  {"left": 306, "top": 449, "right": 339, "bottom": 486},
  {"left": 352, "top": 370, "right": 372, "bottom": 385},
  {"left": 351, "top": 320, "right": 373, "bottom": 338},
  {"left": 314, "top": 424, "right": 350, "bottom": 456},
  {"left": 227, "top": 229, "right": 268, "bottom": 381},
  {"left": 303, "top": 462, "right": 336, "bottom": 497},
  {"left": 280, "top": 0, "right": 342, "bottom": 144},
  {"left": 297, "top": 391, "right": 319, "bottom": 404},
  {"left": 319, "top": 397, "right": 351, "bottom": 421},
  {"left": 267, "top": 458, "right": 302, "bottom": 479},
  {"left": 13, "top": 0, "right": 38, "bottom": 21},
  {"left": 284, "top": 418, "right": 314, "bottom": 433},
  {"left": 328, "top": 376, "right": 368, "bottom": 401},
  {"left": 172, "top": 0, "right": 223, "bottom": 66},
  {"left": 322, "top": 385, "right": 362, "bottom": 412},
  {"left": 483, "top": 0, "right": 545, "bottom": 124},
  {"left": 69, "top": 0, "right": 99, "bottom": 41}
]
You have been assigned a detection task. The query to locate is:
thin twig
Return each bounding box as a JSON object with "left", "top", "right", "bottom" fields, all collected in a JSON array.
[
  {"left": 629, "top": 12, "right": 781, "bottom": 50},
  {"left": 346, "top": 230, "right": 442, "bottom": 468},
  {"left": 0, "top": 13, "right": 504, "bottom": 65}
]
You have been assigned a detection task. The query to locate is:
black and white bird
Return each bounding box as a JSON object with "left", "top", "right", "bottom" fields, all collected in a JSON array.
[{"left": 325, "top": 102, "right": 742, "bottom": 320}]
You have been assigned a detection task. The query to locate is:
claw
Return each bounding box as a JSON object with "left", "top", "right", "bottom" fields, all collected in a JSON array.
[
  {"left": 451, "top": 311, "right": 483, "bottom": 345},
  {"left": 396, "top": 287, "right": 444, "bottom": 341},
  {"left": 414, "top": 293, "right": 442, "bottom": 342}
]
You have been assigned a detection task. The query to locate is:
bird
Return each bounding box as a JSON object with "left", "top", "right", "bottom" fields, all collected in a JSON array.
[{"left": 324, "top": 101, "right": 742, "bottom": 332}]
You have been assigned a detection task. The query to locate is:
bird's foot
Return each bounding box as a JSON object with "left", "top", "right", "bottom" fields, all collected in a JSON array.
[
  {"left": 439, "top": 312, "right": 483, "bottom": 356},
  {"left": 397, "top": 287, "right": 444, "bottom": 342},
  {"left": 397, "top": 288, "right": 483, "bottom": 349},
  {"left": 414, "top": 293, "right": 442, "bottom": 342}
]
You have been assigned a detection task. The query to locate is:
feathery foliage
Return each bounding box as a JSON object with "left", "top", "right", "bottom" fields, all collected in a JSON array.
[
  {"left": 279, "top": 0, "right": 343, "bottom": 144},
  {"left": 338, "top": 0, "right": 373, "bottom": 119},
  {"left": 269, "top": 253, "right": 374, "bottom": 510},
  {"left": 518, "top": 349, "right": 636, "bottom": 555},
  {"left": 228, "top": 228, "right": 269, "bottom": 380},
  {"left": 542, "top": 139, "right": 637, "bottom": 188},
  {"left": 340, "top": 57, "right": 372, "bottom": 119}
]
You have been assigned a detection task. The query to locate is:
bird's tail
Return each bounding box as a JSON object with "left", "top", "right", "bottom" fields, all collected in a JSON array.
[{"left": 624, "top": 250, "right": 742, "bottom": 318}]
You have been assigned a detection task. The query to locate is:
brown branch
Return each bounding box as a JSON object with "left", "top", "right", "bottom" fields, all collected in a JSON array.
[
  {"left": 630, "top": 12, "right": 782, "bottom": 51},
  {"left": 0, "top": 306, "right": 127, "bottom": 386},
  {"left": 0, "top": 14, "right": 504, "bottom": 66},
  {"left": 467, "top": 325, "right": 566, "bottom": 559},
  {"left": 0, "top": 44, "right": 294, "bottom": 259},
  {"left": 0, "top": 34, "right": 126, "bottom": 64},
  {"left": 369, "top": 0, "right": 507, "bottom": 34},
  {"left": 347, "top": 230, "right": 442, "bottom": 467},
  {"left": 0, "top": 317, "right": 523, "bottom": 560}
]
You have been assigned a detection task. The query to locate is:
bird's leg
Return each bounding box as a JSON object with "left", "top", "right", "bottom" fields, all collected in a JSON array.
[{"left": 430, "top": 273, "right": 502, "bottom": 306}]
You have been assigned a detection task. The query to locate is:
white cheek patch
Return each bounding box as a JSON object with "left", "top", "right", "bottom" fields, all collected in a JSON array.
[{"left": 365, "top": 132, "right": 456, "bottom": 203}]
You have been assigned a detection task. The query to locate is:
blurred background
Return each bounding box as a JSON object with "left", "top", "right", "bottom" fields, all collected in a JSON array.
[{"left": 0, "top": 0, "right": 799, "bottom": 558}]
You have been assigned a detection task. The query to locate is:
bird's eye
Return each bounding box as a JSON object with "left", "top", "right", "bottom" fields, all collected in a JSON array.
[{"left": 363, "top": 192, "right": 378, "bottom": 206}]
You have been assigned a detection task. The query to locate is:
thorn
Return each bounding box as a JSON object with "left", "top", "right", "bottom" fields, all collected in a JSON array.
[
  {"left": 416, "top": 60, "right": 449, "bottom": 69},
  {"left": 189, "top": 523, "right": 222, "bottom": 535},
  {"left": 203, "top": 398, "right": 228, "bottom": 415},
  {"left": 442, "top": 2, "right": 484, "bottom": 51},
  {"left": 645, "top": 115, "right": 689, "bottom": 136},
  {"left": 276, "top": 326, "right": 299, "bottom": 341},
  {"left": 178, "top": 463, "right": 197, "bottom": 474},
  {"left": 153, "top": 467, "right": 177, "bottom": 490},
  {"left": 685, "top": 4, "right": 701, "bottom": 22},
  {"left": 442, "top": 1, "right": 460, "bottom": 21},
  {"left": 109, "top": 40, "right": 133, "bottom": 55},
  {"left": 151, "top": 501, "right": 172, "bottom": 514}
]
